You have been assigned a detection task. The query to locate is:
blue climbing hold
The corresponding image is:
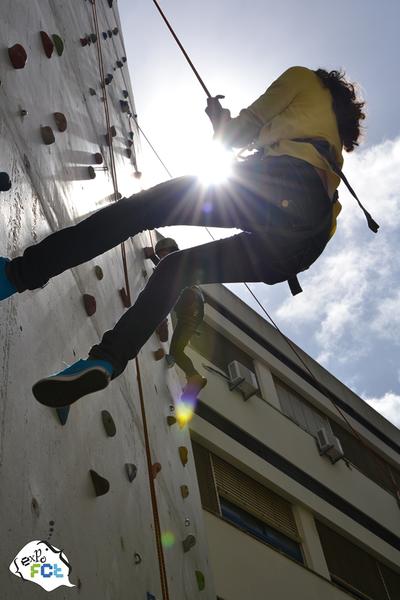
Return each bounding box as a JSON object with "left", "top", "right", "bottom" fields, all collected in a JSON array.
[{"left": 0, "top": 258, "right": 17, "bottom": 301}]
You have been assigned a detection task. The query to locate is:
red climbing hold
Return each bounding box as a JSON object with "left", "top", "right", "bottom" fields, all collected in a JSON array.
[
  {"left": 156, "top": 319, "right": 169, "bottom": 342},
  {"left": 40, "top": 126, "right": 55, "bottom": 145},
  {"left": 93, "top": 153, "right": 103, "bottom": 164},
  {"left": 40, "top": 31, "right": 54, "bottom": 58},
  {"left": 0, "top": 173, "right": 12, "bottom": 192},
  {"left": 151, "top": 463, "right": 162, "bottom": 479},
  {"left": 8, "top": 44, "right": 27, "bottom": 69},
  {"left": 52, "top": 34, "right": 64, "bottom": 56},
  {"left": 80, "top": 37, "right": 89, "bottom": 47},
  {"left": 83, "top": 293, "right": 96, "bottom": 316},
  {"left": 54, "top": 112, "right": 67, "bottom": 132}
]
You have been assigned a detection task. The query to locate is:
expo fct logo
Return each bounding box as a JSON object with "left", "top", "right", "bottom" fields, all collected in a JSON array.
[{"left": 9, "top": 540, "right": 75, "bottom": 592}]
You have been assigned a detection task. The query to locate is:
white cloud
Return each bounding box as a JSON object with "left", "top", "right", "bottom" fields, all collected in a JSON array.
[
  {"left": 365, "top": 392, "right": 400, "bottom": 428},
  {"left": 371, "top": 289, "right": 400, "bottom": 343}
]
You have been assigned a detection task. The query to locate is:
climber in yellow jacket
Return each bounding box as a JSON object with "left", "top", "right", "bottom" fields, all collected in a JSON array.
[{"left": 0, "top": 66, "right": 372, "bottom": 406}]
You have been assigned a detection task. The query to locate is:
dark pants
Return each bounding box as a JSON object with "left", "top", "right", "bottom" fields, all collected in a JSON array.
[
  {"left": 7, "top": 156, "right": 333, "bottom": 377},
  {"left": 169, "top": 319, "right": 202, "bottom": 378}
]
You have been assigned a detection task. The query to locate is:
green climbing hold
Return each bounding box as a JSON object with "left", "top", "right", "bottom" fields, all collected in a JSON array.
[
  {"left": 52, "top": 34, "right": 64, "bottom": 56},
  {"left": 94, "top": 265, "right": 104, "bottom": 279},
  {"left": 182, "top": 534, "right": 196, "bottom": 553},
  {"left": 89, "top": 470, "right": 110, "bottom": 497},
  {"left": 101, "top": 410, "right": 116, "bottom": 437},
  {"left": 195, "top": 570, "right": 205, "bottom": 591}
]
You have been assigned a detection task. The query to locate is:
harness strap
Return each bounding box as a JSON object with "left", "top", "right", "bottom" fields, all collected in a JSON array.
[{"left": 294, "top": 138, "right": 379, "bottom": 233}]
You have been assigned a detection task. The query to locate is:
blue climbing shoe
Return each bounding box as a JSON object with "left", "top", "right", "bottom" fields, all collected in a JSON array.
[
  {"left": 165, "top": 354, "right": 176, "bottom": 368},
  {"left": 0, "top": 257, "right": 17, "bottom": 300},
  {"left": 32, "top": 359, "right": 113, "bottom": 408}
]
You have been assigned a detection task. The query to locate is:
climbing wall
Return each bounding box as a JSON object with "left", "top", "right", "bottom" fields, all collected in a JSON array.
[{"left": 0, "top": 1, "right": 215, "bottom": 598}]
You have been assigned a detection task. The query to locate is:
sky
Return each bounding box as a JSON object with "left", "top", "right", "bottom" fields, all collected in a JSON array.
[{"left": 118, "top": 0, "right": 400, "bottom": 427}]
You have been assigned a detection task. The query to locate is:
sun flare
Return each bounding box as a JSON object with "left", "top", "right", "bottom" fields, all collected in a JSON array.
[{"left": 195, "top": 141, "right": 234, "bottom": 185}]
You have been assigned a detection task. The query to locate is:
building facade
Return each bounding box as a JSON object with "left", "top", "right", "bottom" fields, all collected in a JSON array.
[{"left": 185, "top": 283, "right": 400, "bottom": 600}]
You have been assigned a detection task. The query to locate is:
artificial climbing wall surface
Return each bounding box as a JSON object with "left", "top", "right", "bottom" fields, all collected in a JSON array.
[{"left": 0, "top": 1, "right": 215, "bottom": 598}]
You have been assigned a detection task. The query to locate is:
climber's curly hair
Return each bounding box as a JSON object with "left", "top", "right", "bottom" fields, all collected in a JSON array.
[{"left": 315, "top": 69, "right": 366, "bottom": 152}]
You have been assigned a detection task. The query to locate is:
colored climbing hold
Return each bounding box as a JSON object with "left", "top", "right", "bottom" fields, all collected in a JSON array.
[
  {"left": 180, "top": 485, "right": 189, "bottom": 499},
  {"left": 40, "top": 31, "right": 54, "bottom": 58},
  {"left": 56, "top": 406, "right": 70, "bottom": 426},
  {"left": 102, "top": 32, "right": 108, "bottom": 40},
  {"left": 185, "top": 518, "right": 191, "bottom": 526},
  {"left": 179, "top": 446, "right": 189, "bottom": 467},
  {"left": 107, "top": 30, "right": 113, "bottom": 38},
  {"left": 125, "top": 463, "right": 137, "bottom": 482},
  {"left": 134, "top": 552, "right": 142, "bottom": 564},
  {"left": 153, "top": 348, "right": 165, "bottom": 361},
  {"left": 54, "top": 112, "right": 67, "bottom": 132},
  {"left": 146, "top": 594, "right": 156, "bottom": 600},
  {"left": 0, "top": 173, "right": 12, "bottom": 192},
  {"left": 116, "top": 60, "right": 123, "bottom": 69},
  {"left": 83, "top": 293, "right": 96, "bottom": 316},
  {"left": 20, "top": 109, "right": 28, "bottom": 117},
  {"left": 88, "top": 166, "right": 96, "bottom": 179},
  {"left": 126, "top": 149, "right": 132, "bottom": 159},
  {"left": 166, "top": 416, "right": 177, "bottom": 427},
  {"left": 89, "top": 87, "right": 96, "bottom": 96},
  {"left": 112, "top": 27, "right": 119, "bottom": 35},
  {"left": 93, "top": 154, "right": 103, "bottom": 166},
  {"left": 52, "top": 34, "right": 64, "bottom": 56},
  {"left": 122, "top": 56, "right": 127, "bottom": 63},
  {"left": 128, "top": 131, "right": 134, "bottom": 140},
  {"left": 195, "top": 571, "right": 205, "bottom": 591},
  {"left": 156, "top": 319, "right": 169, "bottom": 342},
  {"left": 110, "top": 125, "right": 117, "bottom": 137},
  {"left": 40, "top": 126, "right": 55, "bottom": 145},
  {"left": 80, "top": 37, "right": 89, "bottom": 47},
  {"left": 151, "top": 463, "right": 162, "bottom": 479},
  {"left": 8, "top": 44, "right": 27, "bottom": 69},
  {"left": 107, "top": 0, "right": 113, "bottom": 8},
  {"left": 134, "top": 171, "right": 143, "bottom": 179},
  {"left": 182, "top": 534, "right": 196, "bottom": 553},
  {"left": 94, "top": 265, "right": 104, "bottom": 279},
  {"left": 89, "top": 470, "right": 110, "bottom": 497},
  {"left": 122, "top": 90, "right": 129, "bottom": 98},
  {"left": 120, "top": 99, "right": 129, "bottom": 112},
  {"left": 127, "top": 139, "right": 133, "bottom": 147},
  {"left": 89, "top": 33, "right": 97, "bottom": 43},
  {"left": 101, "top": 410, "right": 116, "bottom": 437},
  {"left": 119, "top": 287, "right": 131, "bottom": 308}
]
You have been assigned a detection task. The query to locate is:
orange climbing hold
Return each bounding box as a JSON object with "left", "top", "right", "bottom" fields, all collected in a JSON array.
[
  {"left": 180, "top": 485, "right": 189, "bottom": 499},
  {"left": 153, "top": 348, "right": 165, "bottom": 361},
  {"left": 166, "top": 416, "right": 177, "bottom": 426},
  {"left": 151, "top": 463, "right": 162, "bottom": 479},
  {"left": 179, "top": 446, "right": 189, "bottom": 466}
]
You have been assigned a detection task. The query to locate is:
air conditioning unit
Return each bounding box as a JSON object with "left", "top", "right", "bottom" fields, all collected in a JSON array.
[
  {"left": 227, "top": 360, "right": 259, "bottom": 400},
  {"left": 316, "top": 427, "right": 344, "bottom": 464}
]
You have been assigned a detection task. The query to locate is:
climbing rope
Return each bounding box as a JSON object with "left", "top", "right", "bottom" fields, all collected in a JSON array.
[
  {"left": 146, "top": 0, "right": 400, "bottom": 498},
  {"left": 89, "top": 3, "right": 171, "bottom": 598}
]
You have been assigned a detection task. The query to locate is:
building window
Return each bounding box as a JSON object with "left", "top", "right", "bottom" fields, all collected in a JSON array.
[
  {"left": 220, "top": 497, "right": 303, "bottom": 562},
  {"left": 316, "top": 520, "right": 400, "bottom": 600},
  {"left": 191, "top": 440, "right": 303, "bottom": 564},
  {"left": 275, "top": 378, "right": 400, "bottom": 501},
  {"left": 275, "top": 378, "right": 333, "bottom": 438}
]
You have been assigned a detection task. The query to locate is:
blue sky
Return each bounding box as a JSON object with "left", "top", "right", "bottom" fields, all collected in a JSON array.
[{"left": 119, "top": 0, "right": 400, "bottom": 426}]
